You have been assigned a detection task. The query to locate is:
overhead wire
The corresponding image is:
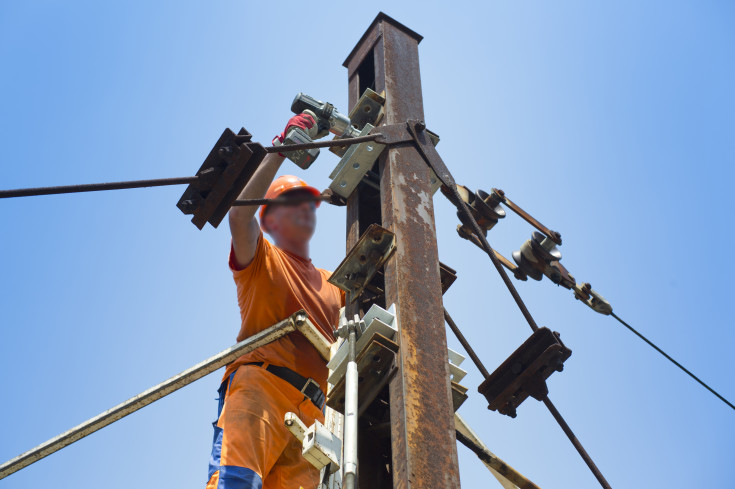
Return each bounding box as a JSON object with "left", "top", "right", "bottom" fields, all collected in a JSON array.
[{"left": 610, "top": 312, "right": 734, "bottom": 410}]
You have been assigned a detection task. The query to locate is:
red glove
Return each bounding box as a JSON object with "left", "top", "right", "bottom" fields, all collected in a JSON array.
[{"left": 272, "top": 112, "right": 316, "bottom": 145}]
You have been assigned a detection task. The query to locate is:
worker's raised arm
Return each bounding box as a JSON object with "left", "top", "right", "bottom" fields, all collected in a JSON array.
[
  {"left": 228, "top": 152, "right": 284, "bottom": 268},
  {"left": 228, "top": 113, "right": 316, "bottom": 268}
]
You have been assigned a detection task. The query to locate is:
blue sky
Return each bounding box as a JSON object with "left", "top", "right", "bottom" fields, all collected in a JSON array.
[{"left": 1, "top": 2, "right": 733, "bottom": 488}]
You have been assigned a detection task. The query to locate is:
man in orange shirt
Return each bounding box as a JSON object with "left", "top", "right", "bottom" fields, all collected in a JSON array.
[{"left": 206, "top": 113, "right": 344, "bottom": 489}]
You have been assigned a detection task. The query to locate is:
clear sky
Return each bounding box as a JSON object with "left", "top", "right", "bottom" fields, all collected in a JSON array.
[{"left": 1, "top": 2, "right": 733, "bottom": 488}]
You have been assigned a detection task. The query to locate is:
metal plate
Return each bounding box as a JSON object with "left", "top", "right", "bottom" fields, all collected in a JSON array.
[
  {"left": 478, "top": 327, "right": 572, "bottom": 418},
  {"left": 328, "top": 224, "right": 396, "bottom": 303},
  {"left": 451, "top": 382, "right": 469, "bottom": 412},
  {"left": 329, "top": 88, "right": 386, "bottom": 157},
  {"left": 177, "top": 127, "right": 266, "bottom": 229},
  {"left": 328, "top": 124, "right": 385, "bottom": 199},
  {"left": 326, "top": 333, "right": 399, "bottom": 411},
  {"left": 348, "top": 88, "right": 385, "bottom": 130}
]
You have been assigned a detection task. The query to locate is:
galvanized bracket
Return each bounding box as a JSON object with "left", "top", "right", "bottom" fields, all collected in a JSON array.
[
  {"left": 328, "top": 224, "right": 396, "bottom": 303},
  {"left": 177, "top": 127, "right": 266, "bottom": 229},
  {"left": 478, "top": 327, "right": 572, "bottom": 418},
  {"left": 328, "top": 124, "right": 386, "bottom": 198},
  {"left": 329, "top": 88, "right": 386, "bottom": 158}
]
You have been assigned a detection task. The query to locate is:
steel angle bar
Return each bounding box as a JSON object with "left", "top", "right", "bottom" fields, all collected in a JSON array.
[
  {"left": 493, "top": 189, "right": 561, "bottom": 245},
  {"left": 0, "top": 311, "right": 308, "bottom": 480},
  {"left": 455, "top": 413, "right": 541, "bottom": 489}
]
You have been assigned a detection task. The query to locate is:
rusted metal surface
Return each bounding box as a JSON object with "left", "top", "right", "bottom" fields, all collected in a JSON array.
[
  {"left": 493, "top": 189, "right": 561, "bottom": 245},
  {"left": 407, "top": 119, "right": 540, "bottom": 333},
  {"left": 177, "top": 127, "right": 266, "bottom": 229},
  {"left": 357, "top": 14, "right": 462, "bottom": 489},
  {"left": 0, "top": 311, "right": 307, "bottom": 480},
  {"left": 342, "top": 12, "right": 461, "bottom": 489},
  {"left": 478, "top": 328, "right": 571, "bottom": 418}
]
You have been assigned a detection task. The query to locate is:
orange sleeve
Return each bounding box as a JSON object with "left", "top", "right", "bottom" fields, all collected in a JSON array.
[{"left": 229, "top": 232, "right": 267, "bottom": 275}]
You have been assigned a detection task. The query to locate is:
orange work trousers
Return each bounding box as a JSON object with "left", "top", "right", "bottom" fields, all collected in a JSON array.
[{"left": 206, "top": 364, "right": 324, "bottom": 489}]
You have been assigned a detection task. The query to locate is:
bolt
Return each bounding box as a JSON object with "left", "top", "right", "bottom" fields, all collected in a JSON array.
[
  {"left": 416, "top": 120, "right": 426, "bottom": 131},
  {"left": 179, "top": 199, "right": 197, "bottom": 213},
  {"left": 496, "top": 189, "right": 505, "bottom": 197}
]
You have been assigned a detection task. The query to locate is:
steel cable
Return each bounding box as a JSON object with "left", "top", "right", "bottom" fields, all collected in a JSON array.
[{"left": 611, "top": 312, "right": 734, "bottom": 411}]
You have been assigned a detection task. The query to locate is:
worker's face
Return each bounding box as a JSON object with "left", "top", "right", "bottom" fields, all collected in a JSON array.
[{"left": 263, "top": 190, "right": 317, "bottom": 242}]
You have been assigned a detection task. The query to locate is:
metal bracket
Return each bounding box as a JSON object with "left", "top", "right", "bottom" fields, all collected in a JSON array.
[
  {"left": 329, "top": 88, "right": 386, "bottom": 158},
  {"left": 439, "top": 261, "right": 458, "bottom": 294},
  {"left": 328, "top": 224, "right": 396, "bottom": 303},
  {"left": 284, "top": 413, "right": 342, "bottom": 473},
  {"left": 177, "top": 127, "right": 266, "bottom": 229},
  {"left": 478, "top": 327, "right": 572, "bottom": 418},
  {"left": 328, "top": 124, "right": 386, "bottom": 198},
  {"left": 573, "top": 282, "right": 613, "bottom": 315}
]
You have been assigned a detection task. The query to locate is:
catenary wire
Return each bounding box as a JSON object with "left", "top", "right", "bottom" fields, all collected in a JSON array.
[{"left": 611, "top": 312, "right": 734, "bottom": 411}]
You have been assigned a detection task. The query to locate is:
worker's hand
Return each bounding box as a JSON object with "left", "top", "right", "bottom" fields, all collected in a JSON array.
[{"left": 272, "top": 112, "right": 316, "bottom": 145}]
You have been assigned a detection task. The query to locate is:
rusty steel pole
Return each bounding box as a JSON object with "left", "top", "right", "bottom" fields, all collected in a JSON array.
[{"left": 344, "top": 13, "right": 461, "bottom": 489}]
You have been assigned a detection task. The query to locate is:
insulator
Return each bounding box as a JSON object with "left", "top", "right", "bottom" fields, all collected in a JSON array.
[{"left": 512, "top": 232, "right": 562, "bottom": 282}]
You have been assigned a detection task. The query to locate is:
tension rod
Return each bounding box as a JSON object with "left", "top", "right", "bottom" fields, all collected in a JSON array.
[
  {"left": 0, "top": 133, "right": 383, "bottom": 200},
  {"left": 0, "top": 179, "right": 341, "bottom": 207},
  {"left": 443, "top": 308, "right": 612, "bottom": 489}
]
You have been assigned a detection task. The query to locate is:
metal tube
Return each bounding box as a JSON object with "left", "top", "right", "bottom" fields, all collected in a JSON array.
[
  {"left": 542, "top": 396, "right": 612, "bottom": 489},
  {"left": 343, "top": 326, "right": 359, "bottom": 489},
  {"left": 0, "top": 311, "right": 307, "bottom": 480},
  {"left": 0, "top": 176, "right": 199, "bottom": 199}
]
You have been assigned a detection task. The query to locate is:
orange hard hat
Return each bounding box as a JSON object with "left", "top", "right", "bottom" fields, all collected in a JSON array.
[{"left": 259, "top": 175, "right": 321, "bottom": 226}]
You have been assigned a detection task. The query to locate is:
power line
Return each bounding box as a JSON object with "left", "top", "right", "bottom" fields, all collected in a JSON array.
[{"left": 611, "top": 312, "right": 734, "bottom": 411}]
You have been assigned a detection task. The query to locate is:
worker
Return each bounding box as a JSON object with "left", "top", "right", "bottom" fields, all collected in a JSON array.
[{"left": 206, "top": 113, "right": 344, "bottom": 489}]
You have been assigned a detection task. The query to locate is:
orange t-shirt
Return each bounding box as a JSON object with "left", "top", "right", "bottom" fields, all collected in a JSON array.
[{"left": 223, "top": 233, "right": 343, "bottom": 390}]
